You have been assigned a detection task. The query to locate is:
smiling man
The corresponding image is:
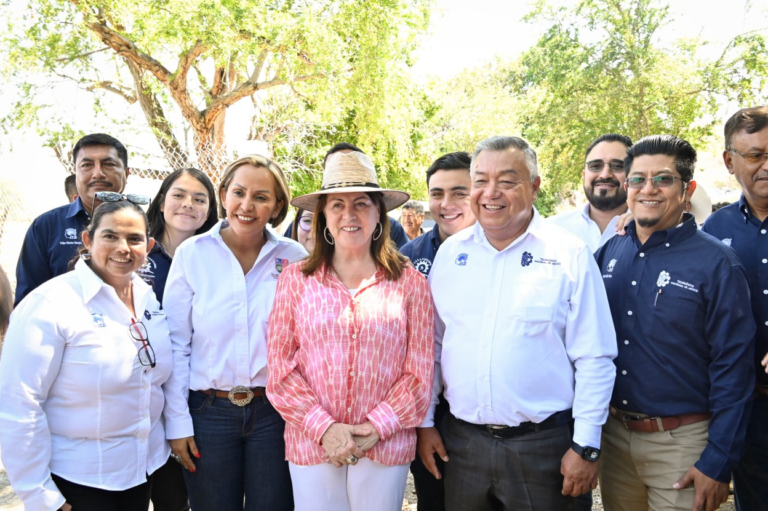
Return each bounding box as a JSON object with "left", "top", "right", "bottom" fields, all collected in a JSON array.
[
  {"left": 401, "top": 201, "right": 426, "bottom": 241},
  {"left": 701, "top": 106, "right": 768, "bottom": 511},
  {"left": 420, "top": 136, "right": 617, "bottom": 511},
  {"left": 595, "top": 135, "right": 755, "bottom": 511},
  {"left": 14, "top": 133, "right": 130, "bottom": 305},
  {"left": 549, "top": 134, "right": 632, "bottom": 252}
]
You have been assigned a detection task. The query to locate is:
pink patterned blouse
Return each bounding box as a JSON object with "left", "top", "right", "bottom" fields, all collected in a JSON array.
[{"left": 267, "top": 262, "right": 434, "bottom": 466}]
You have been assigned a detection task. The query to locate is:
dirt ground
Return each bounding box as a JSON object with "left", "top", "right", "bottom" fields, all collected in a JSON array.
[{"left": 0, "top": 461, "right": 737, "bottom": 511}]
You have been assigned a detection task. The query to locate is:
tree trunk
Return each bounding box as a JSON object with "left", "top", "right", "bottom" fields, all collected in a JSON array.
[
  {"left": 193, "top": 122, "right": 228, "bottom": 183},
  {"left": 125, "top": 60, "right": 190, "bottom": 169}
]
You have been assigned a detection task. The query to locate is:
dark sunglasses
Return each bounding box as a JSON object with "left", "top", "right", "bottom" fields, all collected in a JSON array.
[
  {"left": 585, "top": 159, "right": 625, "bottom": 173},
  {"left": 95, "top": 191, "right": 151, "bottom": 205}
]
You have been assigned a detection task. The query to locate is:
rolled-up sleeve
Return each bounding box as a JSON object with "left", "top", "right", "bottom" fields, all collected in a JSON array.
[{"left": 0, "top": 294, "right": 66, "bottom": 511}]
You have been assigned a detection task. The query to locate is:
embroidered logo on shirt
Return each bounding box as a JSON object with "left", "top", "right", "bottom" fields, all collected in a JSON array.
[
  {"left": 65, "top": 228, "right": 77, "bottom": 240},
  {"left": 455, "top": 253, "right": 468, "bottom": 266},
  {"left": 275, "top": 258, "right": 288, "bottom": 273},
  {"left": 91, "top": 313, "right": 106, "bottom": 328},
  {"left": 656, "top": 271, "right": 671, "bottom": 287},
  {"left": 721, "top": 238, "right": 732, "bottom": 246},
  {"left": 144, "top": 310, "right": 152, "bottom": 321},
  {"left": 521, "top": 252, "right": 533, "bottom": 267},
  {"left": 608, "top": 259, "right": 617, "bottom": 272},
  {"left": 413, "top": 258, "right": 432, "bottom": 275}
]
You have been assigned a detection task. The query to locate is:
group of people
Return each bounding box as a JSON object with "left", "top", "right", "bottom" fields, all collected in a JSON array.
[{"left": 0, "top": 106, "right": 766, "bottom": 511}]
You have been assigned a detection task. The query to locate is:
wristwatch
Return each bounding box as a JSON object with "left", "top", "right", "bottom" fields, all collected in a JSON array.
[{"left": 572, "top": 441, "right": 601, "bottom": 462}]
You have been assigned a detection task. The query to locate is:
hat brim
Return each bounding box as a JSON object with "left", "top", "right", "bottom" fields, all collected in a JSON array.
[{"left": 291, "top": 186, "right": 410, "bottom": 212}]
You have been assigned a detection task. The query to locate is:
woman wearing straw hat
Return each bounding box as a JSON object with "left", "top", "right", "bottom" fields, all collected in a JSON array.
[{"left": 267, "top": 149, "right": 435, "bottom": 511}]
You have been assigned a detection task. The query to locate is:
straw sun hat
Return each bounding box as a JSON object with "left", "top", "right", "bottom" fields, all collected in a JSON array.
[{"left": 291, "top": 151, "right": 410, "bottom": 212}]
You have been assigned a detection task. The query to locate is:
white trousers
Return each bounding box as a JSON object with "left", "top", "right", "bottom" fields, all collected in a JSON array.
[{"left": 289, "top": 458, "right": 410, "bottom": 511}]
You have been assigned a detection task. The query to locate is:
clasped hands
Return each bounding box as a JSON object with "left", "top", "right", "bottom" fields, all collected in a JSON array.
[{"left": 320, "top": 421, "right": 380, "bottom": 467}]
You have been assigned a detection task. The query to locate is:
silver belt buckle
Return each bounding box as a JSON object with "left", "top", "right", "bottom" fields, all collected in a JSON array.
[{"left": 228, "top": 386, "right": 254, "bottom": 406}]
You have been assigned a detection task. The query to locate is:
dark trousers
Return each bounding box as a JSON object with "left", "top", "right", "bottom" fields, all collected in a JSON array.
[
  {"left": 183, "top": 390, "right": 293, "bottom": 511},
  {"left": 442, "top": 413, "right": 575, "bottom": 511},
  {"left": 150, "top": 455, "right": 190, "bottom": 511},
  {"left": 733, "top": 394, "right": 768, "bottom": 511},
  {"left": 411, "top": 394, "right": 449, "bottom": 511},
  {"left": 51, "top": 473, "right": 151, "bottom": 511}
]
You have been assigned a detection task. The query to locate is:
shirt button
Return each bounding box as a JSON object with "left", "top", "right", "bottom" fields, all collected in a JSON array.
[
  {"left": 763, "top": 259, "right": 767, "bottom": 264},
  {"left": 352, "top": 334, "right": 357, "bottom": 339},
  {"left": 624, "top": 340, "right": 629, "bottom": 345},
  {"left": 622, "top": 400, "right": 628, "bottom": 405},
  {"left": 639, "top": 253, "right": 645, "bottom": 257},
  {"left": 762, "top": 229, "right": 766, "bottom": 234},
  {"left": 627, "top": 311, "right": 633, "bottom": 316},
  {"left": 347, "top": 407, "right": 352, "bottom": 412},
  {"left": 621, "top": 370, "right": 627, "bottom": 375},
  {"left": 140, "top": 439, "right": 146, "bottom": 444},
  {"left": 350, "top": 372, "right": 355, "bottom": 377},
  {"left": 631, "top": 281, "right": 637, "bottom": 286},
  {"left": 665, "top": 243, "right": 670, "bottom": 247},
  {"left": 764, "top": 290, "right": 768, "bottom": 295}
]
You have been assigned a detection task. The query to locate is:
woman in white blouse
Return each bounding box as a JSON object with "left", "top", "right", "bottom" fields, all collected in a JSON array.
[
  {"left": 163, "top": 155, "right": 307, "bottom": 510},
  {"left": 0, "top": 197, "right": 172, "bottom": 511}
]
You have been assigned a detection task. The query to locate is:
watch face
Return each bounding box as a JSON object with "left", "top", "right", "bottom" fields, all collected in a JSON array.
[{"left": 585, "top": 448, "right": 600, "bottom": 461}]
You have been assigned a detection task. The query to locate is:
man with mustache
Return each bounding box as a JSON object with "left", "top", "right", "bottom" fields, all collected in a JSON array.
[
  {"left": 14, "top": 133, "right": 130, "bottom": 304},
  {"left": 549, "top": 134, "right": 632, "bottom": 252},
  {"left": 701, "top": 106, "right": 768, "bottom": 511}
]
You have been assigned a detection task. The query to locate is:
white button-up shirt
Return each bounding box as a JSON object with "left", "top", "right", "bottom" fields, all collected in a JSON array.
[
  {"left": 424, "top": 210, "right": 617, "bottom": 448},
  {"left": 548, "top": 203, "right": 620, "bottom": 253},
  {"left": 0, "top": 260, "right": 172, "bottom": 511},
  {"left": 163, "top": 222, "right": 307, "bottom": 439}
]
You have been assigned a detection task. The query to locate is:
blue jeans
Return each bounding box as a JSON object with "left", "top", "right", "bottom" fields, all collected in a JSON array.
[
  {"left": 733, "top": 394, "right": 768, "bottom": 511},
  {"left": 183, "top": 390, "right": 293, "bottom": 511}
]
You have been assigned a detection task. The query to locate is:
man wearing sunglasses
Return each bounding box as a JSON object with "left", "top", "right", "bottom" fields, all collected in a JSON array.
[
  {"left": 700, "top": 106, "right": 768, "bottom": 511},
  {"left": 14, "top": 133, "right": 130, "bottom": 305},
  {"left": 595, "top": 135, "right": 755, "bottom": 511},
  {"left": 549, "top": 134, "right": 632, "bottom": 253}
]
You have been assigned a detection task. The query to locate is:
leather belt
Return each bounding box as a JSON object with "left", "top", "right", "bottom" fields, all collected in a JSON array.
[
  {"left": 610, "top": 407, "right": 710, "bottom": 433},
  {"left": 465, "top": 409, "right": 573, "bottom": 439},
  {"left": 200, "top": 386, "right": 263, "bottom": 406}
]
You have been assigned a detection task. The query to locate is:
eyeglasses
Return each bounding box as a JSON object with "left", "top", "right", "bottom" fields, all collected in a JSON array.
[
  {"left": 730, "top": 150, "right": 768, "bottom": 166},
  {"left": 586, "top": 159, "right": 625, "bottom": 173},
  {"left": 298, "top": 215, "right": 313, "bottom": 232},
  {"left": 95, "top": 192, "right": 151, "bottom": 205},
  {"left": 129, "top": 319, "right": 156, "bottom": 368},
  {"left": 625, "top": 175, "right": 684, "bottom": 189}
]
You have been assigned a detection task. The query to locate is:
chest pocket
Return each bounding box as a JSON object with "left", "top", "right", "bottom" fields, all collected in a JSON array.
[
  {"left": 506, "top": 278, "right": 559, "bottom": 339},
  {"left": 651, "top": 289, "right": 703, "bottom": 338}
]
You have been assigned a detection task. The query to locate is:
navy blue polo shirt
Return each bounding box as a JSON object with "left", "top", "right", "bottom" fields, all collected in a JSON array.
[
  {"left": 136, "top": 242, "right": 173, "bottom": 304},
  {"left": 702, "top": 195, "right": 768, "bottom": 386},
  {"left": 14, "top": 198, "right": 91, "bottom": 306},
  {"left": 595, "top": 215, "right": 755, "bottom": 482},
  {"left": 401, "top": 227, "right": 442, "bottom": 277}
]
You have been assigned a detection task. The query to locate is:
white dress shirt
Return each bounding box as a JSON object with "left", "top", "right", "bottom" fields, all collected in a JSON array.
[
  {"left": 0, "top": 260, "right": 172, "bottom": 511},
  {"left": 163, "top": 222, "right": 308, "bottom": 439},
  {"left": 547, "top": 203, "right": 620, "bottom": 253},
  {"left": 424, "top": 209, "right": 617, "bottom": 448}
]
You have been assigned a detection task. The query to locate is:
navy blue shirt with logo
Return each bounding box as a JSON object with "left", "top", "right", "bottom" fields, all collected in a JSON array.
[
  {"left": 702, "top": 195, "right": 768, "bottom": 386},
  {"left": 401, "top": 227, "right": 442, "bottom": 278},
  {"left": 136, "top": 242, "right": 173, "bottom": 304},
  {"left": 14, "top": 198, "right": 90, "bottom": 306},
  {"left": 595, "top": 215, "right": 755, "bottom": 482}
]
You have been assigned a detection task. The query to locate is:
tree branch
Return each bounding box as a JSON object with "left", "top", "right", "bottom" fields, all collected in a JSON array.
[
  {"left": 56, "top": 46, "right": 110, "bottom": 62},
  {"left": 85, "top": 81, "right": 137, "bottom": 103},
  {"left": 170, "top": 40, "right": 210, "bottom": 89},
  {"left": 250, "top": 49, "right": 269, "bottom": 83}
]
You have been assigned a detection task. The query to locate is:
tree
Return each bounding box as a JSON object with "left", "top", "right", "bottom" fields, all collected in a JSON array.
[
  {"left": 1, "top": 0, "right": 432, "bottom": 181},
  {"left": 507, "top": 0, "right": 768, "bottom": 214}
]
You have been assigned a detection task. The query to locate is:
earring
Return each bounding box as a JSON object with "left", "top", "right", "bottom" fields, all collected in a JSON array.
[
  {"left": 81, "top": 251, "right": 91, "bottom": 261},
  {"left": 372, "top": 222, "right": 383, "bottom": 241},
  {"left": 324, "top": 227, "right": 335, "bottom": 245}
]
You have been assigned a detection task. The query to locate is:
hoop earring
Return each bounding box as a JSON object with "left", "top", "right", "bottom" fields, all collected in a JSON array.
[
  {"left": 372, "top": 222, "right": 383, "bottom": 241},
  {"left": 81, "top": 251, "right": 91, "bottom": 261},
  {"left": 324, "top": 227, "right": 335, "bottom": 245}
]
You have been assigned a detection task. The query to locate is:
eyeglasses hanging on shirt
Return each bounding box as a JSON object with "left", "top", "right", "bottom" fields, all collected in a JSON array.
[{"left": 129, "top": 319, "right": 156, "bottom": 368}]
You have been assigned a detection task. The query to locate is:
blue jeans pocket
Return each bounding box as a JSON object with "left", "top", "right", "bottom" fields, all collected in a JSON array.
[{"left": 188, "top": 390, "right": 212, "bottom": 412}]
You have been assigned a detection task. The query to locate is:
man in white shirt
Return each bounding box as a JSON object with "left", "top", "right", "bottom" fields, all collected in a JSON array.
[
  {"left": 418, "top": 136, "right": 618, "bottom": 511},
  {"left": 549, "top": 134, "right": 632, "bottom": 252}
]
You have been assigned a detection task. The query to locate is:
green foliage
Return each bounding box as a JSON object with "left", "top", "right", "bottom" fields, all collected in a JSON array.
[{"left": 506, "top": 0, "right": 768, "bottom": 214}]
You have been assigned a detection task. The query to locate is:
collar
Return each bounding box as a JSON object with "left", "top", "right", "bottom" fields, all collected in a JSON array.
[
  {"left": 74, "top": 258, "right": 152, "bottom": 309},
  {"left": 65, "top": 197, "right": 89, "bottom": 219},
  {"left": 739, "top": 194, "right": 750, "bottom": 222},
  {"left": 471, "top": 207, "right": 542, "bottom": 250},
  {"left": 625, "top": 213, "right": 697, "bottom": 249},
  {"left": 427, "top": 226, "right": 443, "bottom": 249},
  {"left": 150, "top": 241, "right": 173, "bottom": 261},
  {"left": 211, "top": 220, "right": 279, "bottom": 245}
]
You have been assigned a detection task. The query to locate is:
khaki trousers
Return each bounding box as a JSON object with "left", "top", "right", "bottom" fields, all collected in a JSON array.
[{"left": 600, "top": 413, "right": 709, "bottom": 511}]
